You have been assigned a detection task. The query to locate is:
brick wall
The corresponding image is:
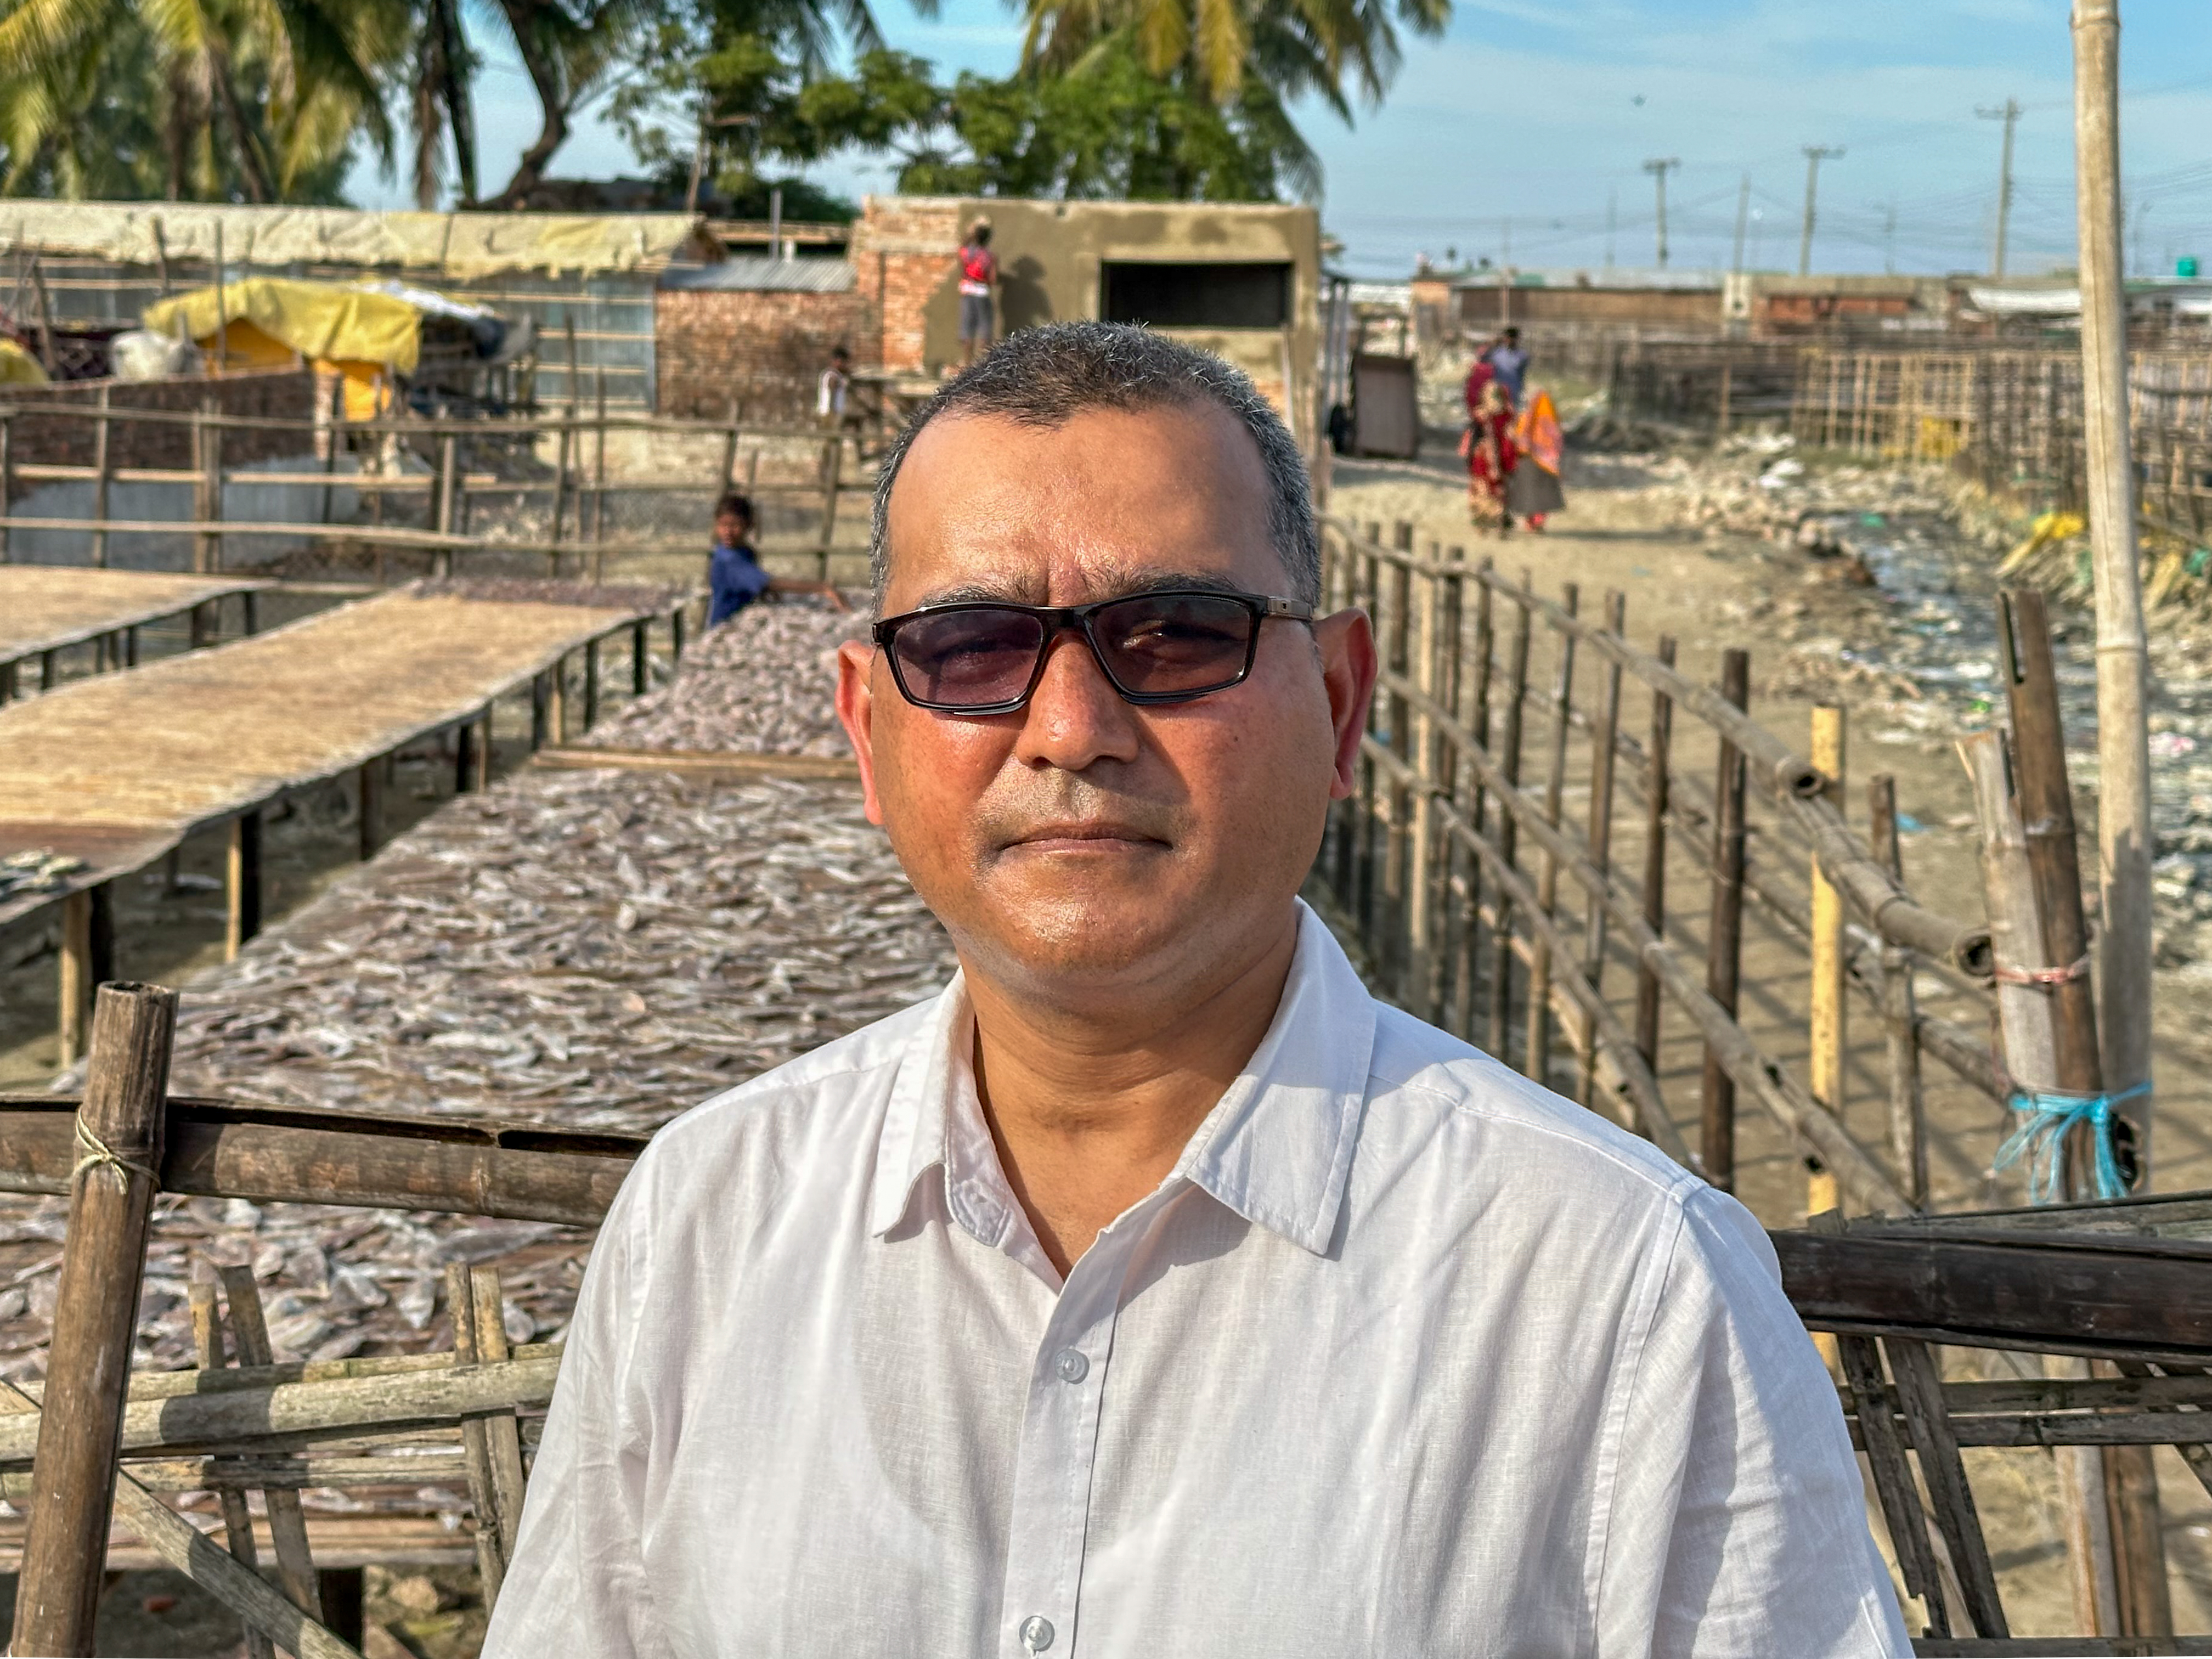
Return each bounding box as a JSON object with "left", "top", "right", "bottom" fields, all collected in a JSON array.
[
  {"left": 655, "top": 287, "right": 873, "bottom": 422},
  {"left": 850, "top": 199, "right": 966, "bottom": 376},
  {"left": 5, "top": 369, "right": 315, "bottom": 469}
]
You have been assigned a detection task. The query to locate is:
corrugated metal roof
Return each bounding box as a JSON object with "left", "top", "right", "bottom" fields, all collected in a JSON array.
[{"left": 659, "top": 257, "right": 856, "bottom": 294}]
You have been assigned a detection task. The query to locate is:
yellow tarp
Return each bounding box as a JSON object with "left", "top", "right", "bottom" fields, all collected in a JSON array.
[
  {"left": 0, "top": 340, "right": 46, "bottom": 385},
  {"left": 144, "top": 278, "right": 421, "bottom": 374}
]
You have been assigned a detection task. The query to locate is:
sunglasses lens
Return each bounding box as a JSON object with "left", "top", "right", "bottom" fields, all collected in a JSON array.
[
  {"left": 1093, "top": 594, "right": 1257, "bottom": 698},
  {"left": 889, "top": 608, "right": 1047, "bottom": 708}
]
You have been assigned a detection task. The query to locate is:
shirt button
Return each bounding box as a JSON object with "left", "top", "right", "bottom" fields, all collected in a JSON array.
[
  {"left": 1020, "top": 1614, "right": 1056, "bottom": 1651},
  {"left": 1053, "top": 1348, "right": 1089, "bottom": 1384}
]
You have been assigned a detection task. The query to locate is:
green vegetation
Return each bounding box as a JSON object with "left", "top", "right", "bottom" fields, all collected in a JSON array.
[{"left": 0, "top": 0, "right": 1449, "bottom": 205}]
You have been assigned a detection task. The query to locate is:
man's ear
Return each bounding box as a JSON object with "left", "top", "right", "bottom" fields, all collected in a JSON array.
[
  {"left": 835, "top": 640, "right": 887, "bottom": 825},
  {"left": 1313, "top": 608, "right": 1378, "bottom": 801}
]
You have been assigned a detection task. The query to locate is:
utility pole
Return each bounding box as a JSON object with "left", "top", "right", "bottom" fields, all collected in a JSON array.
[
  {"left": 1643, "top": 157, "right": 1680, "bottom": 269},
  {"left": 1979, "top": 97, "right": 2023, "bottom": 278},
  {"left": 1799, "top": 145, "right": 1843, "bottom": 276},
  {"left": 1881, "top": 200, "right": 1897, "bottom": 274},
  {"left": 1731, "top": 173, "right": 1751, "bottom": 274},
  {"left": 1605, "top": 188, "right": 1617, "bottom": 270}
]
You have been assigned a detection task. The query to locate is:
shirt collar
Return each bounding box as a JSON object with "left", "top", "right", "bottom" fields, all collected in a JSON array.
[{"left": 867, "top": 900, "right": 1376, "bottom": 1260}]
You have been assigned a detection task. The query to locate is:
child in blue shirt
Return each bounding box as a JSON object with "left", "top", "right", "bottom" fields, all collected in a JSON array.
[{"left": 707, "top": 492, "right": 846, "bottom": 627}]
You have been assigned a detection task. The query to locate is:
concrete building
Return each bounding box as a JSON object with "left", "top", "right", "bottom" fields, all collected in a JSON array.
[{"left": 655, "top": 195, "right": 1324, "bottom": 439}]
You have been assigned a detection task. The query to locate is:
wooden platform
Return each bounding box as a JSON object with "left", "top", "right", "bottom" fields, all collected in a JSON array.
[
  {"left": 0, "top": 567, "right": 268, "bottom": 692},
  {"left": 0, "top": 584, "right": 663, "bottom": 929}
]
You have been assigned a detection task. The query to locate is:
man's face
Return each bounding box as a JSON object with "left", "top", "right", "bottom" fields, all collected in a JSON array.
[
  {"left": 836, "top": 402, "right": 1375, "bottom": 1012},
  {"left": 715, "top": 510, "right": 748, "bottom": 547}
]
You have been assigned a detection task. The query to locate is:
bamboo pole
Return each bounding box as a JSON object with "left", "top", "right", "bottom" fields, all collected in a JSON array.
[
  {"left": 204, "top": 402, "right": 225, "bottom": 573},
  {"left": 227, "top": 812, "right": 261, "bottom": 961},
  {"left": 1808, "top": 705, "right": 1847, "bottom": 1222},
  {"left": 1634, "top": 636, "right": 1677, "bottom": 1079},
  {"left": 216, "top": 1266, "right": 327, "bottom": 1626},
  {"left": 1702, "top": 650, "right": 1750, "bottom": 1189},
  {"left": 1408, "top": 550, "right": 1441, "bottom": 1014},
  {"left": 57, "top": 889, "right": 92, "bottom": 1070},
  {"left": 1453, "top": 556, "right": 1496, "bottom": 1039},
  {"left": 1576, "top": 590, "right": 1627, "bottom": 1105},
  {"left": 1526, "top": 583, "right": 1579, "bottom": 1082},
  {"left": 1867, "top": 774, "right": 1927, "bottom": 1208},
  {"left": 435, "top": 434, "right": 459, "bottom": 581},
  {"left": 1, "top": 410, "right": 14, "bottom": 563},
  {"left": 1960, "top": 729, "right": 2121, "bottom": 1640},
  {"left": 1999, "top": 589, "right": 2109, "bottom": 1187},
  {"left": 189, "top": 1273, "right": 276, "bottom": 1659},
  {"left": 591, "top": 368, "right": 609, "bottom": 560},
  {"left": 1487, "top": 584, "right": 1533, "bottom": 1052},
  {"left": 1384, "top": 526, "right": 1415, "bottom": 990},
  {"left": 2074, "top": 0, "right": 2157, "bottom": 1181},
  {"left": 12, "top": 983, "right": 177, "bottom": 1657},
  {"left": 89, "top": 386, "right": 110, "bottom": 568}
]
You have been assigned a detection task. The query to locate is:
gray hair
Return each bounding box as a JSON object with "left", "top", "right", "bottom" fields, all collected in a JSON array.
[{"left": 867, "top": 321, "right": 1318, "bottom": 608}]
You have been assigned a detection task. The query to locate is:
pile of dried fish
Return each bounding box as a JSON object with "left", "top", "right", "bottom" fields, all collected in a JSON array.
[
  {"left": 594, "top": 598, "right": 867, "bottom": 755},
  {"left": 0, "top": 850, "right": 81, "bottom": 901},
  {"left": 0, "top": 763, "right": 951, "bottom": 1382},
  {"left": 410, "top": 577, "right": 691, "bottom": 613}
]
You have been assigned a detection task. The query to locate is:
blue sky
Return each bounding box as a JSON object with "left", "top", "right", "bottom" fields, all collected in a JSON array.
[{"left": 351, "top": 0, "right": 2212, "bottom": 281}]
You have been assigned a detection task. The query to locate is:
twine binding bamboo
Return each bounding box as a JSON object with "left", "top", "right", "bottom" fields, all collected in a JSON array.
[
  {"left": 71, "top": 1118, "right": 156, "bottom": 1194},
  {"left": 1991, "top": 1079, "right": 2149, "bottom": 1204}
]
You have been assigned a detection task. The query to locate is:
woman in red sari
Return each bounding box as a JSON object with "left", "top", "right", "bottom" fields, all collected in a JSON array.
[{"left": 1460, "top": 358, "right": 1517, "bottom": 532}]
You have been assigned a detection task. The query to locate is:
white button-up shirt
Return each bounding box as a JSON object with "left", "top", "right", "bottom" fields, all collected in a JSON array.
[{"left": 488, "top": 904, "right": 1908, "bottom": 1658}]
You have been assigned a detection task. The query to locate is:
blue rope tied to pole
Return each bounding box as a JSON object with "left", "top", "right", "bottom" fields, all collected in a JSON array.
[{"left": 1991, "top": 1079, "right": 2149, "bottom": 1204}]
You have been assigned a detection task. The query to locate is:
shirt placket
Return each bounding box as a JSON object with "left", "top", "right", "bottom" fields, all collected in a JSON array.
[{"left": 995, "top": 1205, "right": 1152, "bottom": 1659}]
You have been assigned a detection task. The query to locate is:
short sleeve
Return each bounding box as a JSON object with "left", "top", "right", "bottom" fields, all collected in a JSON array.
[{"left": 1599, "top": 1186, "right": 1911, "bottom": 1658}]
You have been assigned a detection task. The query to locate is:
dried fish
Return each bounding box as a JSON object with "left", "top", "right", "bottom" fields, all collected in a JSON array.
[
  {"left": 0, "top": 850, "right": 82, "bottom": 900},
  {"left": 0, "top": 623, "right": 951, "bottom": 1386},
  {"left": 595, "top": 597, "right": 868, "bottom": 757}
]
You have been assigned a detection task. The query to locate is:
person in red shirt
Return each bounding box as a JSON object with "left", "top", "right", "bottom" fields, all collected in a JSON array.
[{"left": 956, "top": 221, "right": 998, "bottom": 365}]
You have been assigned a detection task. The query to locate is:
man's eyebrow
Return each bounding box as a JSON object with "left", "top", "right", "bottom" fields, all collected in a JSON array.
[{"left": 909, "top": 569, "right": 1251, "bottom": 608}]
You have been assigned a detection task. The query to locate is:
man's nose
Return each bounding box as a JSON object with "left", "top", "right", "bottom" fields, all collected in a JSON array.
[{"left": 1012, "top": 629, "right": 1142, "bottom": 771}]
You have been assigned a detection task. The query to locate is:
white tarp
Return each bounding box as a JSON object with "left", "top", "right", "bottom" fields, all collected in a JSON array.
[{"left": 0, "top": 202, "right": 718, "bottom": 279}]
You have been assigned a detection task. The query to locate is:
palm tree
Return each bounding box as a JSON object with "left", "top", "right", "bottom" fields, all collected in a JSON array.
[
  {"left": 0, "top": 0, "right": 403, "bottom": 200},
  {"left": 1017, "top": 0, "right": 1448, "bottom": 126}
]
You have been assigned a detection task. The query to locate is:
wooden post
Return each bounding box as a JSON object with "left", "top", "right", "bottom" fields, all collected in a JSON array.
[
  {"left": 320, "top": 373, "right": 344, "bottom": 530},
  {"left": 217, "top": 1265, "right": 325, "bottom": 1624},
  {"left": 12, "top": 983, "right": 177, "bottom": 1658},
  {"left": 550, "top": 652, "right": 569, "bottom": 744},
  {"left": 449, "top": 1264, "right": 529, "bottom": 1611},
  {"left": 1526, "top": 583, "right": 1579, "bottom": 1084},
  {"left": 1807, "top": 704, "right": 1847, "bottom": 1222},
  {"left": 530, "top": 673, "right": 549, "bottom": 751},
  {"left": 203, "top": 403, "right": 224, "bottom": 573},
  {"left": 436, "top": 433, "right": 458, "bottom": 580},
  {"left": 1486, "top": 583, "right": 1532, "bottom": 1054},
  {"left": 1383, "top": 526, "right": 1414, "bottom": 992},
  {"left": 0, "top": 410, "right": 13, "bottom": 563},
  {"left": 590, "top": 368, "right": 609, "bottom": 561},
  {"left": 820, "top": 433, "right": 845, "bottom": 566},
  {"left": 1960, "top": 727, "right": 2122, "bottom": 1640},
  {"left": 89, "top": 385, "right": 111, "bottom": 568},
  {"left": 583, "top": 637, "right": 601, "bottom": 733},
  {"left": 188, "top": 1274, "right": 276, "bottom": 1659},
  {"left": 1452, "top": 560, "right": 1496, "bottom": 1039},
  {"left": 357, "top": 761, "right": 382, "bottom": 861},
  {"left": 1867, "top": 774, "right": 1928, "bottom": 1208},
  {"left": 57, "top": 887, "right": 98, "bottom": 1070},
  {"left": 2074, "top": 0, "right": 2157, "bottom": 1184},
  {"left": 455, "top": 719, "right": 476, "bottom": 794},
  {"left": 226, "top": 811, "right": 261, "bottom": 961},
  {"left": 671, "top": 602, "right": 686, "bottom": 662},
  {"left": 1999, "top": 589, "right": 2107, "bottom": 1184},
  {"left": 1407, "top": 547, "right": 1442, "bottom": 1017},
  {"left": 1576, "top": 590, "right": 1627, "bottom": 1106},
  {"left": 718, "top": 400, "right": 740, "bottom": 501},
  {"left": 1716, "top": 360, "right": 1733, "bottom": 436},
  {"left": 1701, "top": 650, "right": 1750, "bottom": 1190},
  {"left": 631, "top": 619, "right": 650, "bottom": 695},
  {"left": 475, "top": 711, "right": 493, "bottom": 793}
]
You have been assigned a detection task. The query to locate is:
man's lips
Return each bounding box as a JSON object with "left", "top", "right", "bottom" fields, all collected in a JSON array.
[{"left": 999, "top": 821, "right": 1171, "bottom": 852}]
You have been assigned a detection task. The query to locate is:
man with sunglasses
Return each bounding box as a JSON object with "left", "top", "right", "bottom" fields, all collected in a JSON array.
[{"left": 490, "top": 324, "right": 1905, "bottom": 1658}]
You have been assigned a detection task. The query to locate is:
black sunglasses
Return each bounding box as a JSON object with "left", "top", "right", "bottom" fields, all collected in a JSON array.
[{"left": 872, "top": 588, "right": 1316, "bottom": 715}]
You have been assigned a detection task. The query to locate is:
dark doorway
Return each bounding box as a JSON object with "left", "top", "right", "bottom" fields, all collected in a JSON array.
[{"left": 1100, "top": 262, "right": 1293, "bottom": 329}]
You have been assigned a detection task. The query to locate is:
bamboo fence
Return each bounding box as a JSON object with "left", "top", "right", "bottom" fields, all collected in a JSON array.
[{"left": 0, "top": 394, "right": 877, "bottom": 585}]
